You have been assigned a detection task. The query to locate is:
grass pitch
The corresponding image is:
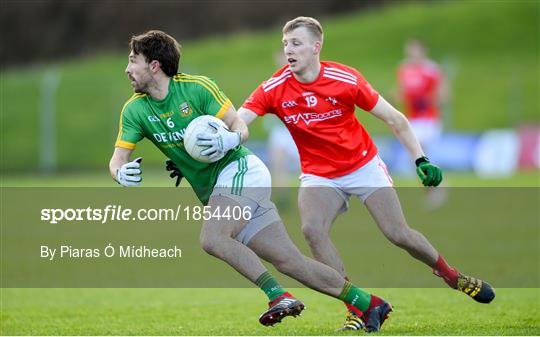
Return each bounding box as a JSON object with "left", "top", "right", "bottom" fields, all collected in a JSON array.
[{"left": 1, "top": 288, "right": 538, "bottom": 335}]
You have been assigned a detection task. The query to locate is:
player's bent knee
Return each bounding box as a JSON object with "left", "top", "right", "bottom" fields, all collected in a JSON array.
[
  {"left": 301, "top": 223, "right": 329, "bottom": 244},
  {"left": 199, "top": 239, "right": 217, "bottom": 257},
  {"left": 199, "top": 232, "right": 221, "bottom": 257}
]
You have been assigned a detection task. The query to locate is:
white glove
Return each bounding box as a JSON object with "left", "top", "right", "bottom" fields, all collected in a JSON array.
[
  {"left": 116, "top": 157, "right": 143, "bottom": 186},
  {"left": 196, "top": 121, "right": 241, "bottom": 161}
]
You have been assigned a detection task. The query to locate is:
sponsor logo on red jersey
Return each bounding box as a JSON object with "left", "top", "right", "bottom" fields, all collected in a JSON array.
[{"left": 284, "top": 109, "right": 343, "bottom": 125}]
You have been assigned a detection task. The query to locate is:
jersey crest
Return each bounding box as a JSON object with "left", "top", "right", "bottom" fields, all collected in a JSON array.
[{"left": 179, "top": 101, "right": 192, "bottom": 117}]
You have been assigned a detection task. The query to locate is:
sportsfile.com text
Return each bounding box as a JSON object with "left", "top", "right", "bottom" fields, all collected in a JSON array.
[{"left": 40, "top": 205, "right": 252, "bottom": 224}]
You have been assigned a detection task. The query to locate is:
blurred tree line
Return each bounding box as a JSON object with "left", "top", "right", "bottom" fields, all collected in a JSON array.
[{"left": 1, "top": 0, "right": 386, "bottom": 67}]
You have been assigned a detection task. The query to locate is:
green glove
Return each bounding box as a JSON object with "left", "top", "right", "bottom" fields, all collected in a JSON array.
[{"left": 415, "top": 156, "right": 443, "bottom": 187}]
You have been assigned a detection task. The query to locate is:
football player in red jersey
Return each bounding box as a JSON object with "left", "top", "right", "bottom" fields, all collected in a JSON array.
[{"left": 238, "top": 16, "right": 494, "bottom": 331}]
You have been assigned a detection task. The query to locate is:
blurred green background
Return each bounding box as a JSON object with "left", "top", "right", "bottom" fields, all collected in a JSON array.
[{"left": 1, "top": 1, "right": 538, "bottom": 180}]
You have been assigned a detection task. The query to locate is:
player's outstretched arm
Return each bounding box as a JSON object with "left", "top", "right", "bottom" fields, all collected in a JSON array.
[
  {"left": 369, "top": 96, "right": 424, "bottom": 159},
  {"left": 221, "top": 106, "right": 249, "bottom": 143},
  {"left": 237, "top": 107, "right": 259, "bottom": 126},
  {"left": 369, "top": 96, "right": 442, "bottom": 186},
  {"left": 109, "top": 147, "right": 143, "bottom": 187}
]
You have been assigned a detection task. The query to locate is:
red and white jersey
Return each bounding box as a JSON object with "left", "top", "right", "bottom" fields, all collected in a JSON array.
[
  {"left": 398, "top": 60, "right": 442, "bottom": 120},
  {"left": 243, "top": 61, "right": 380, "bottom": 178}
]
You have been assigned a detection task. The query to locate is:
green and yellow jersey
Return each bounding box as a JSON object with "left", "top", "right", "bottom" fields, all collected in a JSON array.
[{"left": 115, "top": 73, "right": 250, "bottom": 204}]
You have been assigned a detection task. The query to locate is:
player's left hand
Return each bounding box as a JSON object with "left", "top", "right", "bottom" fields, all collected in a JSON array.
[
  {"left": 196, "top": 121, "right": 241, "bottom": 160},
  {"left": 415, "top": 156, "right": 443, "bottom": 187},
  {"left": 165, "top": 159, "right": 183, "bottom": 187}
]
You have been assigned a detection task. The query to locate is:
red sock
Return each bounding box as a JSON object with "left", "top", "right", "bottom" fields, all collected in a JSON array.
[{"left": 433, "top": 255, "right": 459, "bottom": 288}]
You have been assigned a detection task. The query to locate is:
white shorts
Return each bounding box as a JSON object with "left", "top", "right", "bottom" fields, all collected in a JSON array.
[
  {"left": 210, "top": 155, "right": 281, "bottom": 245},
  {"left": 300, "top": 155, "right": 394, "bottom": 212},
  {"left": 410, "top": 118, "right": 442, "bottom": 145}
]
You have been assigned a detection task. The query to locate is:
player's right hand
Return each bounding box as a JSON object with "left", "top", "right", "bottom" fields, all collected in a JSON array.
[
  {"left": 196, "top": 121, "right": 241, "bottom": 160},
  {"left": 116, "top": 157, "right": 143, "bottom": 187},
  {"left": 165, "top": 159, "right": 183, "bottom": 187}
]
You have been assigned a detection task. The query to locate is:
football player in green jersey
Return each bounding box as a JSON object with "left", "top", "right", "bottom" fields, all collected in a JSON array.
[{"left": 109, "top": 30, "right": 391, "bottom": 331}]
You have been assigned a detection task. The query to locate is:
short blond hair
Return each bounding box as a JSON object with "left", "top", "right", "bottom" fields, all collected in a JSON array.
[{"left": 282, "top": 16, "right": 323, "bottom": 42}]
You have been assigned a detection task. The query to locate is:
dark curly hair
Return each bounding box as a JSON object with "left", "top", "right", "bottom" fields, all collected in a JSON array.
[{"left": 129, "top": 30, "right": 181, "bottom": 77}]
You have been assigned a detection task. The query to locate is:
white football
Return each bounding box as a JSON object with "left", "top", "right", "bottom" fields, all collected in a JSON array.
[{"left": 183, "top": 115, "right": 227, "bottom": 163}]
